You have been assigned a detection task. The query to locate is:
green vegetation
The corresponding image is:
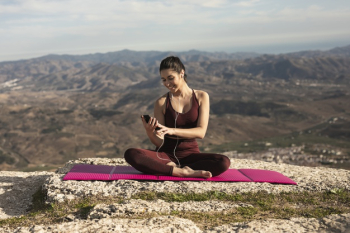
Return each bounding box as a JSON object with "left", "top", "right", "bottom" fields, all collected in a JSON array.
[
  {"left": 1, "top": 189, "right": 349, "bottom": 230},
  {"left": 0, "top": 188, "right": 124, "bottom": 228},
  {"left": 132, "top": 190, "right": 244, "bottom": 202},
  {"left": 73, "top": 198, "right": 96, "bottom": 219},
  {"left": 129, "top": 190, "right": 350, "bottom": 229}
]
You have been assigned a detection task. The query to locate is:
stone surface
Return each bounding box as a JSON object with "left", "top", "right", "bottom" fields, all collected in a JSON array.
[
  {"left": 0, "top": 171, "right": 53, "bottom": 220},
  {"left": 0, "top": 216, "right": 202, "bottom": 233},
  {"left": 204, "top": 213, "right": 350, "bottom": 233},
  {"left": 1, "top": 214, "right": 349, "bottom": 232},
  {"left": 44, "top": 158, "right": 350, "bottom": 203},
  {"left": 0, "top": 158, "right": 349, "bottom": 232}
]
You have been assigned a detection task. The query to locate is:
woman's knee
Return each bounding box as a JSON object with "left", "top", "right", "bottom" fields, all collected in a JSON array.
[
  {"left": 124, "top": 148, "right": 141, "bottom": 165},
  {"left": 212, "top": 155, "right": 230, "bottom": 176},
  {"left": 212, "top": 154, "right": 230, "bottom": 168},
  {"left": 221, "top": 155, "right": 231, "bottom": 170}
]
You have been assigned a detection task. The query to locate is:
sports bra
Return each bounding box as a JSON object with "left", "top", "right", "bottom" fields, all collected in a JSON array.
[{"left": 164, "top": 89, "right": 199, "bottom": 129}]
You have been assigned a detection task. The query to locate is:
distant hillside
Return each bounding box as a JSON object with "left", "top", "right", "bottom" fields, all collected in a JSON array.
[
  {"left": 286, "top": 45, "right": 350, "bottom": 58},
  {"left": 25, "top": 63, "right": 156, "bottom": 92},
  {"left": 1, "top": 46, "right": 350, "bottom": 93},
  {"left": 184, "top": 56, "right": 350, "bottom": 85},
  {"left": 36, "top": 50, "right": 261, "bottom": 66},
  {"left": 234, "top": 56, "right": 350, "bottom": 81},
  {"left": 0, "top": 60, "right": 93, "bottom": 84}
]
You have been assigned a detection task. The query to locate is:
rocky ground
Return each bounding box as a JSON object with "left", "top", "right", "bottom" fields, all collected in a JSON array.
[
  {"left": 222, "top": 146, "right": 350, "bottom": 169},
  {"left": 0, "top": 158, "right": 350, "bottom": 232},
  {"left": 0, "top": 171, "right": 52, "bottom": 220}
]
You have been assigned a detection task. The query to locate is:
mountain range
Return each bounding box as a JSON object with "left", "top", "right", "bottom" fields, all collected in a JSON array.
[{"left": 0, "top": 45, "right": 349, "bottom": 171}]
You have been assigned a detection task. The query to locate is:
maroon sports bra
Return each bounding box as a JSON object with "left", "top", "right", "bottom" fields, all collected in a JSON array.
[{"left": 164, "top": 89, "right": 199, "bottom": 129}]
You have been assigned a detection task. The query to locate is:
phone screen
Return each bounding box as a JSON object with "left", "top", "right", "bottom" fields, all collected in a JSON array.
[{"left": 143, "top": 115, "right": 151, "bottom": 123}]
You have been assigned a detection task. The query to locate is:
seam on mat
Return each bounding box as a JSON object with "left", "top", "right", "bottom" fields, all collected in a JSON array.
[
  {"left": 238, "top": 169, "right": 254, "bottom": 182},
  {"left": 109, "top": 166, "right": 117, "bottom": 180}
]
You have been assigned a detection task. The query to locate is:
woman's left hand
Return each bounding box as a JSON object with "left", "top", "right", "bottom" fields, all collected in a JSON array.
[{"left": 155, "top": 124, "right": 175, "bottom": 137}]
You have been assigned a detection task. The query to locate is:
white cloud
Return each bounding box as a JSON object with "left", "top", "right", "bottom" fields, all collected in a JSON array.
[
  {"left": 0, "top": 0, "right": 349, "bottom": 61},
  {"left": 234, "top": 0, "right": 261, "bottom": 7}
]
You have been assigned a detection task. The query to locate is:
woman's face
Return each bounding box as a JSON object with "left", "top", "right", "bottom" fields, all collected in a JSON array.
[{"left": 160, "top": 69, "right": 184, "bottom": 92}]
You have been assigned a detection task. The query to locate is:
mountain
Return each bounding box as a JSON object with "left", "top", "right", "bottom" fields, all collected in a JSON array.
[
  {"left": 1, "top": 46, "right": 350, "bottom": 93},
  {"left": 233, "top": 56, "right": 350, "bottom": 81},
  {"left": 25, "top": 63, "right": 156, "bottom": 92},
  {"left": 285, "top": 45, "right": 350, "bottom": 58},
  {"left": 0, "top": 59, "right": 93, "bottom": 83},
  {"left": 36, "top": 49, "right": 261, "bottom": 66},
  {"left": 0, "top": 45, "right": 349, "bottom": 171}
]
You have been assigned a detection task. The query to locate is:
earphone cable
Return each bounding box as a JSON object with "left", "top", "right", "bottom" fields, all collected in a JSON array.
[
  {"left": 156, "top": 92, "right": 181, "bottom": 167},
  {"left": 173, "top": 110, "right": 181, "bottom": 167}
]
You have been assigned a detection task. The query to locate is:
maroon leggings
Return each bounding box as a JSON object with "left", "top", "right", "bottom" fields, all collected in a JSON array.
[{"left": 124, "top": 138, "right": 230, "bottom": 177}]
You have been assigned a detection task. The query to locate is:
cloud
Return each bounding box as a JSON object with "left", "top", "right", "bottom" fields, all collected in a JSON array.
[
  {"left": 0, "top": 0, "right": 349, "bottom": 61},
  {"left": 234, "top": 0, "right": 261, "bottom": 7}
]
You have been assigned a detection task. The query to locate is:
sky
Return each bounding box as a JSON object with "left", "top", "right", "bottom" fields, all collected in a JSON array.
[{"left": 1, "top": 0, "right": 350, "bottom": 62}]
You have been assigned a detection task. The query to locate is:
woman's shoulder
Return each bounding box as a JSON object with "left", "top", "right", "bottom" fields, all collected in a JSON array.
[
  {"left": 194, "top": 89, "right": 209, "bottom": 99},
  {"left": 193, "top": 89, "right": 209, "bottom": 105},
  {"left": 155, "top": 92, "right": 168, "bottom": 106}
]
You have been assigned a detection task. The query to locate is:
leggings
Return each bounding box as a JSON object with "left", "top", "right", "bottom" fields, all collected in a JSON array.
[{"left": 124, "top": 138, "right": 230, "bottom": 177}]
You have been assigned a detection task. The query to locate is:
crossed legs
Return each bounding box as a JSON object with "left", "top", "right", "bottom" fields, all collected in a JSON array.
[{"left": 124, "top": 148, "right": 230, "bottom": 178}]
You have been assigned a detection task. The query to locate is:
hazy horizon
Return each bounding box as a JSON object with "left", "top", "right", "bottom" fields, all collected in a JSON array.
[{"left": 1, "top": 41, "right": 349, "bottom": 63}]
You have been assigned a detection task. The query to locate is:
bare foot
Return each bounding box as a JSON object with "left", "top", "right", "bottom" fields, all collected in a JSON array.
[
  {"left": 172, "top": 166, "right": 212, "bottom": 179},
  {"left": 166, "top": 162, "right": 177, "bottom": 167}
]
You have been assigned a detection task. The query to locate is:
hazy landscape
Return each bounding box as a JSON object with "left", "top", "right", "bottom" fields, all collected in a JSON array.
[{"left": 0, "top": 46, "right": 349, "bottom": 171}]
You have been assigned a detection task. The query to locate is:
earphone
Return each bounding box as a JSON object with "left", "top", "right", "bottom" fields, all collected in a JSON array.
[
  {"left": 156, "top": 92, "right": 181, "bottom": 167},
  {"left": 173, "top": 96, "right": 181, "bottom": 167}
]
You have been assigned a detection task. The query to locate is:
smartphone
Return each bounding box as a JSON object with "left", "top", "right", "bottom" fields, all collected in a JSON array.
[{"left": 142, "top": 115, "right": 160, "bottom": 130}]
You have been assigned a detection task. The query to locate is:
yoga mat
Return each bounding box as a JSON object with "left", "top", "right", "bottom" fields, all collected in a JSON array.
[
  {"left": 239, "top": 169, "right": 297, "bottom": 185},
  {"left": 63, "top": 164, "right": 297, "bottom": 185}
]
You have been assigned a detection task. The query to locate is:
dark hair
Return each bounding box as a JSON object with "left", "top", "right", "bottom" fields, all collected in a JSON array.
[{"left": 159, "top": 56, "right": 187, "bottom": 83}]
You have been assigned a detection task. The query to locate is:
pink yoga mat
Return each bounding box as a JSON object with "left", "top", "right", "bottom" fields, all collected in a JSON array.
[
  {"left": 239, "top": 169, "right": 297, "bottom": 184},
  {"left": 63, "top": 164, "right": 297, "bottom": 185}
]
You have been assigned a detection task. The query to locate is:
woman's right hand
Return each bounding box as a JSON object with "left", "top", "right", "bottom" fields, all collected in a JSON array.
[{"left": 141, "top": 115, "right": 159, "bottom": 134}]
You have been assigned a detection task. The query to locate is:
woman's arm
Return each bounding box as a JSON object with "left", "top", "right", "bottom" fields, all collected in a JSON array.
[
  {"left": 141, "top": 94, "right": 167, "bottom": 148},
  {"left": 156, "top": 90, "right": 210, "bottom": 139}
]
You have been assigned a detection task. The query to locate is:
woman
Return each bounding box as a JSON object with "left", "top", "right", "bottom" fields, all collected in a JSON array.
[{"left": 124, "top": 56, "right": 230, "bottom": 178}]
